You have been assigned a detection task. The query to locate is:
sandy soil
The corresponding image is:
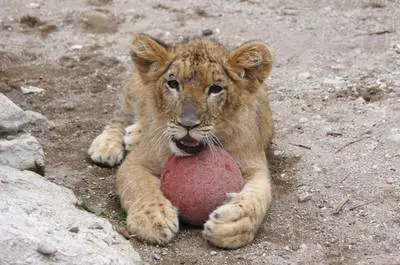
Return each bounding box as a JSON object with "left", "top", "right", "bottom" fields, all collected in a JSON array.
[{"left": 1, "top": 0, "right": 399, "bottom": 264}]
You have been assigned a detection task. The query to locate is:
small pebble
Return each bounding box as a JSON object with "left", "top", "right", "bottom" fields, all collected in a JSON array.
[
  {"left": 37, "top": 242, "right": 57, "bottom": 256},
  {"left": 69, "top": 226, "right": 79, "bottom": 233},
  {"left": 88, "top": 0, "right": 112, "bottom": 6},
  {"left": 323, "top": 77, "right": 345, "bottom": 89},
  {"left": 393, "top": 43, "right": 400, "bottom": 54},
  {"left": 28, "top": 2, "right": 40, "bottom": 8},
  {"left": 297, "top": 191, "right": 312, "bottom": 202},
  {"left": 312, "top": 165, "right": 322, "bottom": 173},
  {"left": 299, "top": 117, "right": 308, "bottom": 123},
  {"left": 354, "top": 97, "right": 366, "bottom": 104},
  {"left": 81, "top": 10, "right": 118, "bottom": 33},
  {"left": 298, "top": 72, "right": 312, "bottom": 79},
  {"left": 210, "top": 251, "right": 217, "bottom": 256},
  {"left": 70, "top": 45, "right": 83, "bottom": 50},
  {"left": 21, "top": 85, "right": 44, "bottom": 94},
  {"left": 388, "top": 128, "right": 400, "bottom": 143},
  {"left": 386, "top": 177, "right": 394, "bottom": 184},
  {"left": 273, "top": 150, "right": 284, "bottom": 156},
  {"left": 202, "top": 29, "right": 213, "bottom": 36},
  {"left": 152, "top": 253, "right": 161, "bottom": 261},
  {"left": 89, "top": 222, "right": 103, "bottom": 230}
]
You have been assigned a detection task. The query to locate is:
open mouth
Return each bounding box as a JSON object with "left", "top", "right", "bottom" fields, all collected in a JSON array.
[{"left": 172, "top": 135, "right": 206, "bottom": 154}]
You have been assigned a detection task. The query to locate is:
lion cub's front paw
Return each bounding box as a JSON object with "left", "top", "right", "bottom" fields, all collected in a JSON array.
[
  {"left": 88, "top": 131, "right": 125, "bottom": 167},
  {"left": 127, "top": 197, "right": 179, "bottom": 245},
  {"left": 202, "top": 193, "right": 261, "bottom": 249},
  {"left": 123, "top": 123, "right": 142, "bottom": 151}
]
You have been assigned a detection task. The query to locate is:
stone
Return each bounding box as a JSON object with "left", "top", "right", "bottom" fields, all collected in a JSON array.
[
  {"left": 312, "top": 165, "right": 322, "bottom": 173},
  {"left": 299, "top": 117, "right": 308, "bottom": 123},
  {"left": 0, "top": 134, "right": 45, "bottom": 175},
  {"left": 28, "top": 2, "right": 40, "bottom": 8},
  {"left": 81, "top": 11, "right": 118, "bottom": 33},
  {"left": 152, "top": 253, "right": 161, "bottom": 261},
  {"left": 70, "top": 44, "right": 83, "bottom": 50},
  {"left": 388, "top": 128, "right": 400, "bottom": 143},
  {"left": 297, "top": 187, "right": 312, "bottom": 203},
  {"left": 0, "top": 166, "right": 143, "bottom": 265},
  {"left": 298, "top": 192, "right": 312, "bottom": 202},
  {"left": 87, "top": 0, "right": 112, "bottom": 6},
  {"left": 38, "top": 23, "right": 58, "bottom": 37},
  {"left": 202, "top": 29, "right": 213, "bottom": 36},
  {"left": 69, "top": 226, "right": 80, "bottom": 233},
  {"left": 24, "top": 110, "right": 49, "bottom": 125},
  {"left": 298, "top": 72, "right": 312, "bottom": 79},
  {"left": 323, "top": 77, "right": 346, "bottom": 90},
  {"left": 393, "top": 43, "right": 400, "bottom": 54},
  {"left": 20, "top": 85, "right": 45, "bottom": 94},
  {"left": 0, "top": 93, "right": 29, "bottom": 133},
  {"left": 37, "top": 241, "right": 57, "bottom": 256},
  {"left": 386, "top": 177, "right": 394, "bottom": 184}
]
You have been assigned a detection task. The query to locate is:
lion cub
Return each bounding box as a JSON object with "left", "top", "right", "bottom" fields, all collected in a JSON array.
[{"left": 88, "top": 34, "right": 274, "bottom": 249}]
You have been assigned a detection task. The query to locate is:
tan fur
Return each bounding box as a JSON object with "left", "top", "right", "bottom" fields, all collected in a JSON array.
[{"left": 88, "top": 33, "right": 274, "bottom": 249}]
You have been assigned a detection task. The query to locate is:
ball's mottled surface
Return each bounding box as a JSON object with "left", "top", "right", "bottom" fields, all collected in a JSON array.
[{"left": 161, "top": 147, "right": 243, "bottom": 226}]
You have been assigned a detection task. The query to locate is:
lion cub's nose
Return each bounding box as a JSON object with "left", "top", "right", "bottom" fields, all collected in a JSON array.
[{"left": 178, "top": 101, "right": 201, "bottom": 130}]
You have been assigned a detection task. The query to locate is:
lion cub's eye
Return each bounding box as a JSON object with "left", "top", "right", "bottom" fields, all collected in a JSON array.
[
  {"left": 167, "top": 80, "right": 180, "bottom": 91},
  {"left": 208, "top": 84, "right": 224, "bottom": 95}
]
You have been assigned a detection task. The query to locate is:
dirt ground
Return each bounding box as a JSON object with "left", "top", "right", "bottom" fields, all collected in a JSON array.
[{"left": 1, "top": 0, "right": 400, "bottom": 264}]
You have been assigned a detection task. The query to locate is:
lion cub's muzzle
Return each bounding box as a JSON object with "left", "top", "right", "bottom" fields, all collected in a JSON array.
[{"left": 171, "top": 101, "right": 207, "bottom": 155}]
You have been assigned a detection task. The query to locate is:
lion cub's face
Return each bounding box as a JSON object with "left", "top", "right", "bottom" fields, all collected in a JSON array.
[{"left": 130, "top": 34, "right": 272, "bottom": 156}]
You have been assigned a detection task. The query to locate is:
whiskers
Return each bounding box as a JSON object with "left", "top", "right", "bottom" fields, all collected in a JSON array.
[
  {"left": 152, "top": 125, "right": 171, "bottom": 147},
  {"left": 200, "top": 129, "right": 223, "bottom": 158},
  {"left": 208, "top": 132, "right": 223, "bottom": 148}
]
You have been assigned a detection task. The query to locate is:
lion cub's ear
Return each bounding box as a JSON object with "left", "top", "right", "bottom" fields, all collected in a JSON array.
[
  {"left": 130, "top": 34, "right": 169, "bottom": 81},
  {"left": 227, "top": 41, "right": 273, "bottom": 92}
]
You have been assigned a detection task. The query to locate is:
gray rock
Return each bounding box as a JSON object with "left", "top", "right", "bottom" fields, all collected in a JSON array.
[
  {"left": 0, "top": 134, "right": 45, "bottom": 175},
  {"left": 0, "top": 93, "right": 29, "bottom": 133},
  {"left": 0, "top": 166, "right": 143, "bottom": 265}
]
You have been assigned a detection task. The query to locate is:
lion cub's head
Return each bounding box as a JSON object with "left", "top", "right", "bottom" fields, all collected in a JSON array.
[{"left": 130, "top": 34, "right": 273, "bottom": 156}]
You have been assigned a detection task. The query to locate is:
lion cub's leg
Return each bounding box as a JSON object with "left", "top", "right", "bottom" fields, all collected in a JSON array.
[
  {"left": 203, "top": 158, "right": 272, "bottom": 249},
  {"left": 88, "top": 83, "right": 140, "bottom": 166},
  {"left": 116, "top": 153, "right": 179, "bottom": 244}
]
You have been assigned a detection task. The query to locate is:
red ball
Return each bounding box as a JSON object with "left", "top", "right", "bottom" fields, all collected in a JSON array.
[{"left": 161, "top": 147, "right": 243, "bottom": 226}]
